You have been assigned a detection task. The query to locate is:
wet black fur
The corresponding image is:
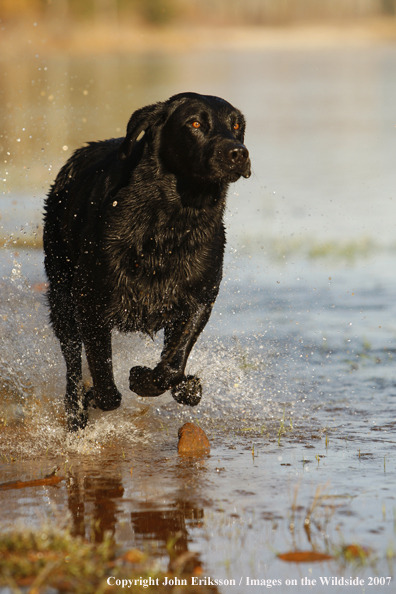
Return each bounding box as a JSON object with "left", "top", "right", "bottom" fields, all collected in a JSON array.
[{"left": 43, "top": 92, "right": 251, "bottom": 431}]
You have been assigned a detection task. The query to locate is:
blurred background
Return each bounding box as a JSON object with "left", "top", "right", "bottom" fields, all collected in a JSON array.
[
  {"left": 1, "top": 0, "right": 396, "bottom": 26},
  {"left": 1, "top": 0, "right": 396, "bottom": 253}
]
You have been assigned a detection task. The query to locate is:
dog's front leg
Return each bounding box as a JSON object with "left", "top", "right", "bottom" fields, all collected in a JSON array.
[
  {"left": 80, "top": 321, "right": 122, "bottom": 412},
  {"left": 61, "top": 334, "right": 87, "bottom": 432},
  {"left": 129, "top": 302, "right": 213, "bottom": 406}
]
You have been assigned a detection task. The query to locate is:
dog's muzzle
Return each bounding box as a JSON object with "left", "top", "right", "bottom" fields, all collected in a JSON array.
[{"left": 224, "top": 143, "right": 251, "bottom": 179}]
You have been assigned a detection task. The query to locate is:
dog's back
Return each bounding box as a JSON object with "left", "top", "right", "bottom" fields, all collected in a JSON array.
[{"left": 44, "top": 139, "right": 125, "bottom": 263}]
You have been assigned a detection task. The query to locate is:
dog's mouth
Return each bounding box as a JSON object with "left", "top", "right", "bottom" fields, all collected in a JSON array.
[
  {"left": 225, "top": 169, "right": 249, "bottom": 183},
  {"left": 211, "top": 143, "right": 251, "bottom": 183},
  {"left": 240, "top": 160, "right": 252, "bottom": 179},
  {"left": 223, "top": 159, "right": 251, "bottom": 183}
]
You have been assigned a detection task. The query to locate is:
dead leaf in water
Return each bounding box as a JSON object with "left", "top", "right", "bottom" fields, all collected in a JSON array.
[
  {"left": 278, "top": 550, "right": 334, "bottom": 563},
  {"left": 0, "top": 467, "right": 64, "bottom": 491},
  {"left": 341, "top": 544, "right": 372, "bottom": 561}
]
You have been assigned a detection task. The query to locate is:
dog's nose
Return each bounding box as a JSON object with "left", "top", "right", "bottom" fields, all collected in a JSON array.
[
  {"left": 227, "top": 145, "right": 249, "bottom": 165},
  {"left": 224, "top": 143, "right": 251, "bottom": 178}
]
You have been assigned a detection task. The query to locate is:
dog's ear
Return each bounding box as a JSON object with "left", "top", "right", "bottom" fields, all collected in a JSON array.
[{"left": 118, "top": 101, "right": 165, "bottom": 160}]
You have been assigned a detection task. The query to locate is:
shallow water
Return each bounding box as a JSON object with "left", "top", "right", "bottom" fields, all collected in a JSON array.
[
  {"left": 1, "top": 45, "right": 396, "bottom": 592},
  {"left": 1, "top": 248, "right": 396, "bottom": 592}
]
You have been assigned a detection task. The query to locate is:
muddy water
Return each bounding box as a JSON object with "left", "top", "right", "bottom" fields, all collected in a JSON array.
[{"left": 1, "top": 46, "right": 396, "bottom": 592}]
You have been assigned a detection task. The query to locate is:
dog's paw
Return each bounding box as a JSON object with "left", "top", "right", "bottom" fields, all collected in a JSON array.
[
  {"left": 93, "top": 387, "right": 122, "bottom": 412},
  {"left": 67, "top": 410, "right": 88, "bottom": 432},
  {"left": 129, "top": 366, "right": 167, "bottom": 397},
  {"left": 171, "top": 375, "right": 202, "bottom": 407}
]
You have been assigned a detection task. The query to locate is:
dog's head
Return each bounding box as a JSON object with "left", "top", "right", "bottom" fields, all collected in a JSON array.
[{"left": 119, "top": 92, "right": 251, "bottom": 184}]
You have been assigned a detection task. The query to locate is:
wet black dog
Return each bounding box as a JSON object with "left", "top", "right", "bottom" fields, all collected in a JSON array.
[{"left": 43, "top": 92, "right": 251, "bottom": 431}]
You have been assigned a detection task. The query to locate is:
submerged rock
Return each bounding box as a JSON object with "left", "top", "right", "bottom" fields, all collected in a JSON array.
[{"left": 177, "top": 422, "right": 210, "bottom": 456}]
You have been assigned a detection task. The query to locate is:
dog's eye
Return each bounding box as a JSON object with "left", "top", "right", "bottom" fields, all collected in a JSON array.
[
  {"left": 233, "top": 123, "right": 240, "bottom": 131},
  {"left": 192, "top": 121, "right": 201, "bottom": 129}
]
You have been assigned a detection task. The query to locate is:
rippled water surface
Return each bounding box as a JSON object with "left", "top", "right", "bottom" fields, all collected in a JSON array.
[{"left": 1, "top": 44, "right": 396, "bottom": 592}]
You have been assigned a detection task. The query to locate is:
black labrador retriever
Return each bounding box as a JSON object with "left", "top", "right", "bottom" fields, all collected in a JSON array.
[{"left": 43, "top": 92, "right": 251, "bottom": 431}]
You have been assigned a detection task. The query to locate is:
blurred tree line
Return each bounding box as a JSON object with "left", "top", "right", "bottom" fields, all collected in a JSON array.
[
  {"left": 0, "top": 0, "right": 178, "bottom": 24},
  {"left": 1, "top": 0, "right": 395, "bottom": 25}
]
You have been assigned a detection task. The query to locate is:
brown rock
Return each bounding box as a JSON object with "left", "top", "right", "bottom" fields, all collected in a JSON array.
[{"left": 177, "top": 422, "right": 210, "bottom": 456}]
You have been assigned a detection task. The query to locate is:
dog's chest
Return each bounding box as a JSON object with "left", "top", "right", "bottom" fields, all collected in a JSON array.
[{"left": 108, "top": 226, "right": 222, "bottom": 333}]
